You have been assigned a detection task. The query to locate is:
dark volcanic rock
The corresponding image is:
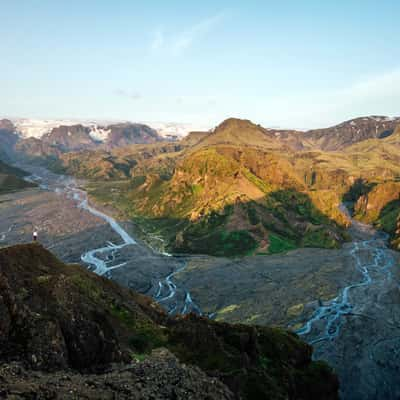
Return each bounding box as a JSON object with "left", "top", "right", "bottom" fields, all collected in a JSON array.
[
  {"left": 42, "top": 124, "right": 97, "bottom": 152},
  {"left": 0, "top": 350, "right": 234, "bottom": 400},
  {"left": 302, "top": 116, "right": 400, "bottom": 150},
  {"left": 15, "top": 137, "right": 62, "bottom": 159},
  {"left": 0, "top": 119, "right": 16, "bottom": 132},
  {"left": 105, "top": 123, "right": 163, "bottom": 148}
]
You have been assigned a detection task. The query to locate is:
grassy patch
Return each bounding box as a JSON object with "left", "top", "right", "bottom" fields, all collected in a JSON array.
[
  {"left": 268, "top": 233, "right": 296, "bottom": 254},
  {"left": 243, "top": 169, "right": 273, "bottom": 193},
  {"left": 377, "top": 199, "right": 400, "bottom": 234},
  {"left": 175, "top": 229, "right": 258, "bottom": 257},
  {"left": 71, "top": 273, "right": 103, "bottom": 303},
  {"left": 302, "top": 229, "right": 339, "bottom": 249},
  {"left": 110, "top": 304, "right": 167, "bottom": 353}
]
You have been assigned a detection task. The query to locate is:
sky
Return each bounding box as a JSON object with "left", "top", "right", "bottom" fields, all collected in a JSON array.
[{"left": 1, "top": 0, "right": 400, "bottom": 129}]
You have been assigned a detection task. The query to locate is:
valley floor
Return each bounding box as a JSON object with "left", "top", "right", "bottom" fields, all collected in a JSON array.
[{"left": 1, "top": 166, "right": 400, "bottom": 400}]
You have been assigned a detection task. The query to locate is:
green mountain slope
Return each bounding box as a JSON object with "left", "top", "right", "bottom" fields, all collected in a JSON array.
[{"left": 22, "top": 117, "right": 400, "bottom": 255}]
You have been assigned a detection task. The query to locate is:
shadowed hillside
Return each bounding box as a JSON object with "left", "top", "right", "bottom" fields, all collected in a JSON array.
[{"left": 0, "top": 160, "right": 35, "bottom": 194}]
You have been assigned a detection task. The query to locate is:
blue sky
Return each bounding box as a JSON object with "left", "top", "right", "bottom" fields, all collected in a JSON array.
[{"left": 1, "top": 0, "right": 400, "bottom": 129}]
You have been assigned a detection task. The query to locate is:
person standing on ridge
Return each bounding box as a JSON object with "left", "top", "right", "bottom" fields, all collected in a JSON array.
[{"left": 33, "top": 229, "right": 38, "bottom": 242}]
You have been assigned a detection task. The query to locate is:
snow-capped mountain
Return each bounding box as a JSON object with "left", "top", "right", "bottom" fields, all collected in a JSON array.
[
  {"left": 12, "top": 119, "right": 114, "bottom": 142},
  {"left": 141, "top": 121, "right": 212, "bottom": 140},
  {"left": 11, "top": 119, "right": 211, "bottom": 142}
]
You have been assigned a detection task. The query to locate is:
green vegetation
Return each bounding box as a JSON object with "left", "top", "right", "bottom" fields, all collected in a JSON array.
[
  {"left": 71, "top": 273, "right": 104, "bottom": 303},
  {"left": 266, "top": 190, "right": 329, "bottom": 226},
  {"left": 302, "top": 228, "right": 340, "bottom": 249},
  {"left": 342, "top": 178, "right": 376, "bottom": 205},
  {"left": 175, "top": 229, "right": 258, "bottom": 257},
  {"left": 246, "top": 202, "right": 261, "bottom": 225},
  {"left": 110, "top": 303, "right": 167, "bottom": 353},
  {"left": 243, "top": 168, "right": 273, "bottom": 193},
  {"left": 377, "top": 200, "right": 400, "bottom": 233},
  {"left": 268, "top": 233, "right": 297, "bottom": 254},
  {"left": 0, "top": 214, "right": 340, "bottom": 400}
]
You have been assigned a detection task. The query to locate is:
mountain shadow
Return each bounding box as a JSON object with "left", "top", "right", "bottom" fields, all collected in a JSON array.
[
  {"left": 342, "top": 178, "right": 377, "bottom": 214},
  {"left": 118, "top": 187, "right": 349, "bottom": 258}
]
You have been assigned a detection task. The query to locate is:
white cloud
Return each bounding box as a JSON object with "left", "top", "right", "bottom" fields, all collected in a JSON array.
[
  {"left": 150, "top": 12, "right": 225, "bottom": 56},
  {"left": 115, "top": 89, "right": 142, "bottom": 100},
  {"left": 150, "top": 29, "right": 165, "bottom": 52}
]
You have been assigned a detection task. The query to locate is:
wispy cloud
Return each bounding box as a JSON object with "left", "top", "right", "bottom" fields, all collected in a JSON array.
[
  {"left": 115, "top": 89, "right": 142, "bottom": 100},
  {"left": 150, "top": 12, "right": 225, "bottom": 55},
  {"left": 151, "top": 29, "right": 165, "bottom": 52}
]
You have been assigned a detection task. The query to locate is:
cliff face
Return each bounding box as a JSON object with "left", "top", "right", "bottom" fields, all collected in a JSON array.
[
  {"left": 0, "top": 120, "right": 19, "bottom": 162},
  {"left": 353, "top": 182, "right": 400, "bottom": 250},
  {"left": 393, "top": 217, "right": 400, "bottom": 250},
  {"left": 105, "top": 123, "right": 163, "bottom": 148},
  {"left": 0, "top": 243, "right": 339, "bottom": 400}
]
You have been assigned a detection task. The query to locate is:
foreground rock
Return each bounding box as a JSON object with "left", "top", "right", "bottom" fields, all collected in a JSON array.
[
  {"left": 0, "top": 350, "right": 233, "bottom": 400},
  {"left": 0, "top": 244, "right": 339, "bottom": 400}
]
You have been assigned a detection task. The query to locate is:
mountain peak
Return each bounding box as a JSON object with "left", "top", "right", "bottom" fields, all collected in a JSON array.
[{"left": 196, "top": 118, "right": 281, "bottom": 149}]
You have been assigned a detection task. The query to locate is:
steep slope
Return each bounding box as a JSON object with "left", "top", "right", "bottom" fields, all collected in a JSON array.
[
  {"left": 0, "top": 160, "right": 35, "bottom": 194},
  {"left": 15, "top": 136, "right": 62, "bottom": 160},
  {"left": 109, "top": 146, "right": 348, "bottom": 256},
  {"left": 0, "top": 119, "right": 19, "bottom": 161},
  {"left": 0, "top": 244, "right": 339, "bottom": 399},
  {"left": 180, "top": 130, "right": 209, "bottom": 146},
  {"left": 0, "top": 119, "right": 16, "bottom": 131},
  {"left": 54, "top": 117, "right": 400, "bottom": 257},
  {"left": 13, "top": 122, "right": 166, "bottom": 162},
  {"left": 393, "top": 216, "right": 400, "bottom": 250},
  {"left": 105, "top": 123, "right": 163, "bottom": 148},
  {"left": 57, "top": 142, "right": 184, "bottom": 180},
  {"left": 302, "top": 116, "right": 400, "bottom": 150},
  {"left": 194, "top": 118, "right": 285, "bottom": 150},
  {"left": 15, "top": 116, "right": 400, "bottom": 257},
  {"left": 41, "top": 124, "right": 98, "bottom": 151},
  {"left": 353, "top": 181, "right": 400, "bottom": 249}
]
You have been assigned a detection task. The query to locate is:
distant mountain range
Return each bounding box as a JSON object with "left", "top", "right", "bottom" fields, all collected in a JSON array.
[
  {"left": 3, "top": 115, "right": 400, "bottom": 151},
  {"left": 67, "top": 116, "right": 399, "bottom": 256},
  {"left": 1, "top": 114, "right": 400, "bottom": 255},
  {"left": 9, "top": 118, "right": 211, "bottom": 141}
]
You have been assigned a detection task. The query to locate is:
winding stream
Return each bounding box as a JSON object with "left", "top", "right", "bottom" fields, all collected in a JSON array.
[
  {"left": 0, "top": 224, "right": 15, "bottom": 242},
  {"left": 24, "top": 169, "right": 202, "bottom": 316},
  {"left": 295, "top": 205, "right": 395, "bottom": 344}
]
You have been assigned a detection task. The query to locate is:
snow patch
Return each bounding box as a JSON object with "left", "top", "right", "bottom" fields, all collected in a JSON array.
[
  {"left": 143, "top": 121, "right": 212, "bottom": 139},
  {"left": 11, "top": 118, "right": 213, "bottom": 141},
  {"left": 87, "top": 125, "right": 111, "bottom": 142},
  {"left": 13, "top": 119, "right": 78, "bottom": 138}
]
